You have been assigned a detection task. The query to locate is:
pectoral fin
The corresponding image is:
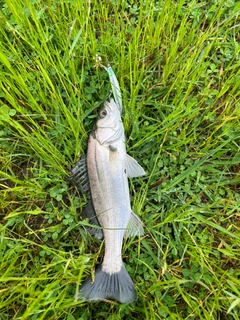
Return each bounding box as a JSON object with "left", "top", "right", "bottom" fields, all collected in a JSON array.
[
  {"left": 126, "top": 154, "right": 146, "bottom": 178},
  {"left": 125, "top": 211, "right": 144, "bottom": 238}
]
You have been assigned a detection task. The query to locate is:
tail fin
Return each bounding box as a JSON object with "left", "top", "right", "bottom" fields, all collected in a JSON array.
[{"left": 75, "top": 264, "right": 137, "bottom": 304}]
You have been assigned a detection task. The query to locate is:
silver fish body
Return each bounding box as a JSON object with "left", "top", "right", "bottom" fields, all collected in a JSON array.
[{"left": 87, "top": 99, "right": 133, "bottom": 275}]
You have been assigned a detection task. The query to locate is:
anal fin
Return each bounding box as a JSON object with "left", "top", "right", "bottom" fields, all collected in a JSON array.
[{"left": 125, "top": 211, "right": 144, "bottom": 238}]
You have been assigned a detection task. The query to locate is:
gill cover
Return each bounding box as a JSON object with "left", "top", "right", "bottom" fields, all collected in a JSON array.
[{"left": 94, "top": 98, "right": 124, "bottom": 146}]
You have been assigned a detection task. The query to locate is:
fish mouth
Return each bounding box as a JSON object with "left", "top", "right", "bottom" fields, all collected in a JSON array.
[
  {"left": 104, "top": 100, "right": 112, "bottom": 110},
  {"left": 104, "top": 99, "right": 119, "bottom": 113}
]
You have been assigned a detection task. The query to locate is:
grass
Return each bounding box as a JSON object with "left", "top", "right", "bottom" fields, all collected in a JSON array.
[{"left": 0, "top": 0, "right": 240, "bottom": 318}]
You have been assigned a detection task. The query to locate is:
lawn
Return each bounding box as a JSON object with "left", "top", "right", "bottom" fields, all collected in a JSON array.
[{"left": 0, "top": 0, "right": 240, "bottom": 319}]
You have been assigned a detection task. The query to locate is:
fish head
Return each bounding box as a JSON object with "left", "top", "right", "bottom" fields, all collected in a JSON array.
[{"left": 94, "top": 98, "right": 124, "bottom": 146}]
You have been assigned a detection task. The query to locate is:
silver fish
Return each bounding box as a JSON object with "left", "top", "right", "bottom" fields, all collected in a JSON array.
[{"left": 71, "top": 68, "right": 145, "bottom": 304}]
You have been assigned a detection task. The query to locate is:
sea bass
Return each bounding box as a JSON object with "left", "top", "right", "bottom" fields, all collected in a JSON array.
[{"left": 71, "top": 66, "right": 145, "bottom": 303}]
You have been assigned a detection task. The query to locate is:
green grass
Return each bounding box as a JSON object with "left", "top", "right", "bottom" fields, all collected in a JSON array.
[{"left": 0, "top": 0, "right": 240, "bottom": 319}]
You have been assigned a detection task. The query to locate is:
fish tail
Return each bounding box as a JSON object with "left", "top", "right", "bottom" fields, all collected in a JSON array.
[{"left": 75, "top": 264, "right": 137, "bottom": 304}]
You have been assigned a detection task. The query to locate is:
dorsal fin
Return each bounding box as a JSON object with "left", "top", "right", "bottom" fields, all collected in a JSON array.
[{"left": 70, "top": 155, "right": 90, "bottom": 194}]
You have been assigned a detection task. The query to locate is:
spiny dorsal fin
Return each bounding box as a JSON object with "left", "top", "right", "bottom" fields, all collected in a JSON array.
[{"left": 70, "top": 155, "right": 90, "bottom": 194}]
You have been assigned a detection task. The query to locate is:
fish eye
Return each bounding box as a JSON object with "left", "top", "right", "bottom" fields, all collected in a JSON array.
[{"left": 99, "top": 109, "right": 107, "bottom": 118}]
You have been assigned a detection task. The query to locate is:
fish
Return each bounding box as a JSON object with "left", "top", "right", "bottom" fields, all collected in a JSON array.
[{"left": 70, "top": 65, "right": 145, "bottom": 303}]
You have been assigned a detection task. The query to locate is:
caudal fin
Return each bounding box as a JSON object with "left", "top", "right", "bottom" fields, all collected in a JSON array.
[{"left": 75, "top": 264, "right": 137, "bottom": 304}]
